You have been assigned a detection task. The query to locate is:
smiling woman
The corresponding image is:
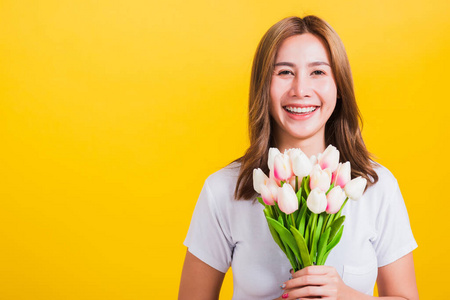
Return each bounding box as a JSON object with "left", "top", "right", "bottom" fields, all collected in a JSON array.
[
  {"left": 179, "top": 15, "right": 418, "bottom": 300},
  {"left": 269, "top": 34, "right": 337, "bottom": 152}
]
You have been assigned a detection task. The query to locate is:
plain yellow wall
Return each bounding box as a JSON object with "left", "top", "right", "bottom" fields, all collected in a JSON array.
[{"left": 0, "top": 0, "right": 449, "bottom": 299}]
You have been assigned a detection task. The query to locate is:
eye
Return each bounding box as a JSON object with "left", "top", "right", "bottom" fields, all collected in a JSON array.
[
  {"left": 277, "top": 70, "right": 294, "bottom": 76},
  {"left": 311, "top": 70, "right": 326, "bottom": 76}
]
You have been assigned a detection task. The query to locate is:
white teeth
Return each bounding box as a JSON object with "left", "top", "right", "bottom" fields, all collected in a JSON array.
[{"left": 285, "top": 106, "right": 317, "bottom": 114}]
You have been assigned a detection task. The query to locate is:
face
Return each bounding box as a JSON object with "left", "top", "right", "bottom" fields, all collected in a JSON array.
[{"left": 269, "top": 33, "right": 337, "bottom": 149}]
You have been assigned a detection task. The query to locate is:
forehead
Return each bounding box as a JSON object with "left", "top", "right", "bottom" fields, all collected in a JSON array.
[{"left": 275, "top": 33, "right": 330, "bottom": 64}]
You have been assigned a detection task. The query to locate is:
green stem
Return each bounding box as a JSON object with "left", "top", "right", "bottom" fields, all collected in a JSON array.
[
  {"left": 290, "top": 214, "right": 296, "bottom": 229},
  {"left": 336, "top": 198, "right": 348, "bottom": 217},
  {"left": 322, "top": 214, "right": 330, "bottom": 234},
  {"left": 303, "top": 176, "right": 310, "bottom": 197},
  {"left": 270, "top": 205, "right": 278, "bottom": 221}
]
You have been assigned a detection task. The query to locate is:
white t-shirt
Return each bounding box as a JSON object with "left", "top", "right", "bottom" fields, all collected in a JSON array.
[{"left": 184, "top": 162, "right": 417, "bottom": 299}]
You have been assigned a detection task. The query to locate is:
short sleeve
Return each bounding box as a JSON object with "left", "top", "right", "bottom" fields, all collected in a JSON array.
[
  {"left": 372, "top": 180, "right": 417, "bottom": 267},
  {"left": 183, "top": 180, "right": 234, "bottom": 273}
]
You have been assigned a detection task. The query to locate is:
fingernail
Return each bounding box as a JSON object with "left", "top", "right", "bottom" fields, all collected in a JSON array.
[
  {"left": 280, "top": 283, "right": 286, "bottom": 289},
  {"left": 289, "top": 268, "right": 293, "bottom": 273},
  {"left": 282, "top": 293, "right": 289, "bottom": 299}
]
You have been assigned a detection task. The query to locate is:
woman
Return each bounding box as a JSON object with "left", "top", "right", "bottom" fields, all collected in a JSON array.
[{"left": 179, "top": 16, "right": 418, "bottom": 300}]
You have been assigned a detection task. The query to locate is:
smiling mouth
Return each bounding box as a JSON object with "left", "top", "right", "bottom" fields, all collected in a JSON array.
[{"left": 283, "top": 106, "right": 318, "bottom": 115}]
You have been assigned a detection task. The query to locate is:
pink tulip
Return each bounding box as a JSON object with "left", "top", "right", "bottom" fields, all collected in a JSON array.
[
  {"left": 253, "top": 168, "right": 269, "bottom": 194},
  {"left": 277, "top": 183, "right": 298, "bottom": 214},
  {"left": 307, "top": 188, "right": 327, "bottom": 214},
  {"left": 332, "top": 162, "right": 351, "bottom": 188},
  {"left": 260, "top": 178, "right": 279, "bottom": 205},
  {"left": 344, "top": 176, "right": 367, "bottom": 200},
  {"left": 291, "top": 150, "right": 313, "bottom": 178},
  {"left": 268, "top": 148, "right": 281, "bottom": 170},
  {"left": 269, "top": 168, "right": 281, "bottom": 186},
  {"left": 326, "top": 186, "right": 347, "bottom": 214},
  {"left": 318, "top": 145, "right": 340, "bottom": 172},
  {"left": 309, "top": 164, "right": 332, "bottom": 192},
  {"left": 273, "top": 153, "right": 293, "bottom": 182}
]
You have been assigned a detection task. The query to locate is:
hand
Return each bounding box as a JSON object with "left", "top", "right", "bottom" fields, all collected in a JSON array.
[{"left": 275, "top": 266, "right": 351, "bottom": 300}]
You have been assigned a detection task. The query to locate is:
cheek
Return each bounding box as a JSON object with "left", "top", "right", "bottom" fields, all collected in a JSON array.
[
  {"left": 269, "top": 81, "right": 280, "bottom": 115},
  {"left": 322, "top": 82, "right": 337, "bottom": 106}
]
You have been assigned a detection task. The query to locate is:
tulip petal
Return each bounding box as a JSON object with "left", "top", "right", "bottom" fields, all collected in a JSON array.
[
  {"left": 306, "top": 188, "right": 327, "bottom": 214},
  {"left": 326, "top": 186, "right": 346, "bottom": 214},
  {"left": 268, "top": 148, "right": 281, "bottom": 170},
  {"left": 344, "top": 176, "right": 367, "bottom": 200},
  {"left": 278, "top": 183, "right": 298, "bottom": 214},
  {"left": 253, "top": 168, "right": 268, "bottom": 194},
  {"left": 318, "top": 145, "right": 340, "bottom": 172},
  {"left": 273, "top": 153, "right": 293, "bottom": 182}
]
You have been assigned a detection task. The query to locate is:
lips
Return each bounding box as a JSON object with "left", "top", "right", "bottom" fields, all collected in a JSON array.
[{"left": 283, "top": 105, "right": 318, "bottom": 115}]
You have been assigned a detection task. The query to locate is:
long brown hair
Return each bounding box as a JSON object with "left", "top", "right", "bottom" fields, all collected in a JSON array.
[{"left": 234, "top": 15, "right": 378, "bottom": 201}]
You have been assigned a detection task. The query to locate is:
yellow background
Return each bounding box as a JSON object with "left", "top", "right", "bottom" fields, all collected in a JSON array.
[{"left": 0, "top": 0, "right": 448, "bottom": 298}]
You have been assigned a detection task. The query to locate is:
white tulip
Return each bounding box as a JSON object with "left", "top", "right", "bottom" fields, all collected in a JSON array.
[
  {"left": 309, "top": 164, "right": 332, "bottom": 192},
  {"left": 344, "top": 176, "right": 367, "bottom": 200},
  {"left": 277, "top": 183, "right": 298, "bottom": 214},
  {"left": 253, "top": 168, "right": 268, "bottom": 194},
  {"left": 318, "top": 145, "right": 340, "bottom": 172},
  {"left": 326, "top": 186, "right": 347, "bottom": 214},
  {"left": 307, "top": 188, "right": 327, "bottom": 214},
  {"left": 292, "top": 151, "right": 313, "bottom": 178},
  {"left": 333, "top": 161, "right": 351, "bottom": 188},
  {"left": 261, "top": 178, "right": 279, "bottom": 205},
  {"left": 268, "top": 148, "right": 281, "bottom": 171}
]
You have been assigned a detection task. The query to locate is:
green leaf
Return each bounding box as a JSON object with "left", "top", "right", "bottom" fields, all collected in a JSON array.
[
  {"left": 263, "top": 207, "right": 273, "bottom": 219},
  {"left": 322, "top": 249, "right": 332, "bottom": 265},
  {"left": 278, "top": 215, "right": 284, "bottom": 227},
  {"left": 257, "top": 197, "right": 265, "bottom": 207},
  {"left": 328, "top": 216, "right": 345, "bottom": 243},
  {"left": 296, "top": 202, "right": 307, "bottom": 230},
  {"left": 290, "top": 226, "right": 312, "bottom": 268},
  {"left": 303, "top": 176, "right": 311, "bottom": 196},
  {"left": 296, "top": 187, "right": 303, "bottom": 201},
  {"left": 304, "top": 212, "right": 315, "bottom": 247},
  {"left": 265, "top": 217, "right": 287, "bottom": 255},
  {"left": 317, "top": 227, "right": 331, "bottom": 265},
  {"left": 301, "top": 196, "right": 307, "bottom": 206},
  {"left": 311, "top": 213, "right": 325, "bottom": 263},
  {"left": 292, "top": 208, "right": 299, "bottom": 226},
  {"left": 309, "top": 214, "right": 318, "bottom": 249},
  {"left": 283, "top": 239, "right": 300, "bottom": 272},
  {"left": 266, "top": 217, "right": 301, "bottom": 260},
  {"left": 326, "top": 225, "right": 344, "bottom": 252}
]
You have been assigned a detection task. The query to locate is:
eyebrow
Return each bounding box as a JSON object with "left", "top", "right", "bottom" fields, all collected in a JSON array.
[{"left": 274, "top": 61, "right": 330, "bottom": 67}]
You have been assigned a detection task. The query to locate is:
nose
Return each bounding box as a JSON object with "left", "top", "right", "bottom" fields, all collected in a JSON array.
[{"left": 290, "top": 74, "right": 311, "bottom": 98}]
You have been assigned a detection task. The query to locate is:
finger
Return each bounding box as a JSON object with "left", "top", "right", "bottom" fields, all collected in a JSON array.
[
  {"left": 285, "top": 285, "right": 333, "bottom": 299},
  {"left": 276, "top": 290, "right": 322, "bottom": 300},
  {"left": 283, "top": 274, "right": 329, "bottom": 290},
  {"left": 291, "top": 265, "right": 333, "bottom": 278}
]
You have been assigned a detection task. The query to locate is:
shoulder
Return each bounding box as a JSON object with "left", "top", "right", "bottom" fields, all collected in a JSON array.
[
  {"left": 367, "top": 163, "right": 400, "bottom": 194},
  {"left": 204, "top": 161, "right": 241, "bottom": 197},
  {"left": 360, "top": 163, "right": 404, "bottom": 213}
]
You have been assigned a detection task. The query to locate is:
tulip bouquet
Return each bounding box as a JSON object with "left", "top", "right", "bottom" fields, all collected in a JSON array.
[{"left": 253, "top": 145, "right": 367, "bottom": 271}]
